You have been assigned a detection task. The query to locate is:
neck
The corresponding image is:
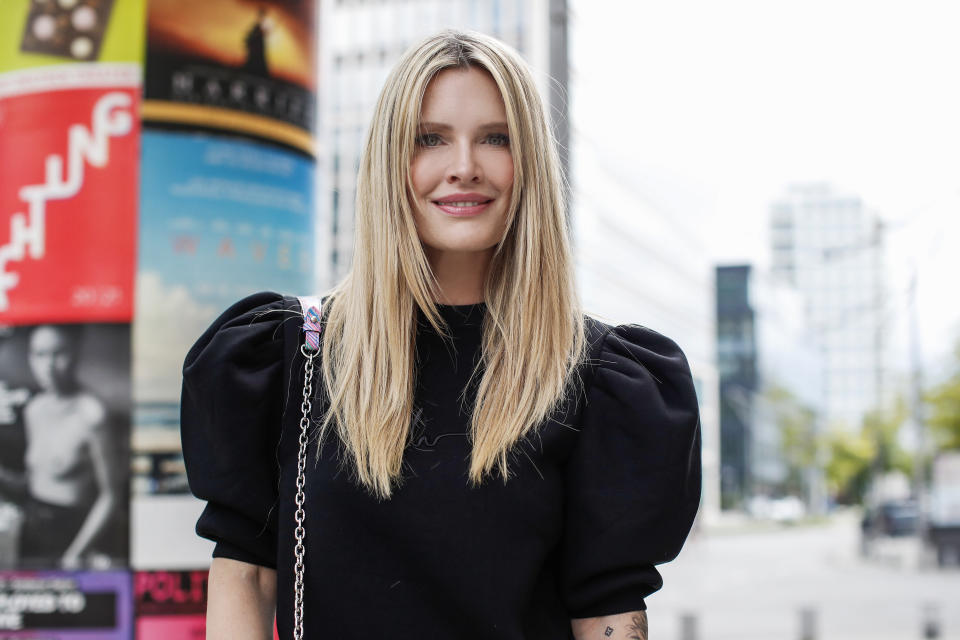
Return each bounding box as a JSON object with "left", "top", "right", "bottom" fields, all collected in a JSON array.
[{"left": 424, "top": 246, "right": 492, "bottom": 305}]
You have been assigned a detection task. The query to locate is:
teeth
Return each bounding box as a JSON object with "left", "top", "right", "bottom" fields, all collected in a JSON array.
[{"left": 443, "top": 201, "right": 482, "bottom": 207}]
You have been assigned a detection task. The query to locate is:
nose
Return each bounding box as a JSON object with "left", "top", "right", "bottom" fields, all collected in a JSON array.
[{"left": 445, "top": 140, "right": 482, "bottom": 184}]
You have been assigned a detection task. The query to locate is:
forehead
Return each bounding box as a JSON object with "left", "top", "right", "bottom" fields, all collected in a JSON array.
[
  {"left": 419, "top": 66, "right": 506, "bottom": 121},
  {"left": 29, "top": 326, "right": 71, "bottom": 351}
]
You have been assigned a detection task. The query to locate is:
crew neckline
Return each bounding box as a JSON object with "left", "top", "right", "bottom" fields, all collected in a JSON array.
[
  {"left": 435, "top": 301, "right": 486, "bottom": 310},
  {"left": 420, "top": 301, "right": 486, "bottom": 329}
]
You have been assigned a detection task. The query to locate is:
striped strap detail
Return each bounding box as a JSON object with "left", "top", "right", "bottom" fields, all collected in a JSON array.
[{"left": 297, "top": 295, "right": 323, "bottom": 352}]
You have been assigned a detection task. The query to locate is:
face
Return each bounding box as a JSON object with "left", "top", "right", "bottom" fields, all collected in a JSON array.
[
  {"left": 409, "top": 66, "right": 515, "bottom": 261},
  {"left": 28, "top": 326, "right": 75, "bottom": 393}
]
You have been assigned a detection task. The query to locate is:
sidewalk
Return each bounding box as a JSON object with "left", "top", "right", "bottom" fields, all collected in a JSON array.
[{"left": 647, "top": 511, "right": 960, "bottom": 640}]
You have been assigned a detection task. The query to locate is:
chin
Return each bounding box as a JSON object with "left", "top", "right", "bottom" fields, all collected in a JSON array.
[{"left": 423, "top": 238, "right": 499, "bottom": 255}]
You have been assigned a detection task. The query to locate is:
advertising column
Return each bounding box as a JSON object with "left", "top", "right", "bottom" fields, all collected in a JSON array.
[
  {"left": 132, "top": 0, "right": 319, "bottom": 585},
  {"left": 0, "top": 0, "right": 144, "bottom": 637}
]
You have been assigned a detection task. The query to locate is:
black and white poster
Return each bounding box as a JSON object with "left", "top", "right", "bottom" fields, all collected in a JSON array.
[{"left": 0, "top": 323, "right": 130, "bottom": 570}]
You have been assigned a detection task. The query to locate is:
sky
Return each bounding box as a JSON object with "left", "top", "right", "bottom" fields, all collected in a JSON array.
[{"left": 570, "top": 0, "right": 960, "bottom": 379}]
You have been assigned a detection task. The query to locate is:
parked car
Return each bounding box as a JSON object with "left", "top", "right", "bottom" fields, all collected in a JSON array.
[{"left": 861, "top": 499, "right": 919, "bottom": 539}]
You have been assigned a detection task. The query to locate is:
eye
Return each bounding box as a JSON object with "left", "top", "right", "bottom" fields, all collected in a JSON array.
[
  {"left": 415, "top": 133, "right": 443, "bottom": 147},
  {"left": 485, "top": 133, "right": 510, "bottom": 147}
]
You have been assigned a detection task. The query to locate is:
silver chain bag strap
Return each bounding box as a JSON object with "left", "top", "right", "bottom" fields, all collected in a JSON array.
[{"left": 293, "top": 295, "right": 323, "bottom": 640}]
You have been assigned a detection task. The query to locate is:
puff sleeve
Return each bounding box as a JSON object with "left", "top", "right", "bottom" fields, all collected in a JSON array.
[
  {"left": 561, "top": 323, "right": 702, "bottom": 618},
  {"left": 180, "top": 291, "right": 288, "bottom": 569}
]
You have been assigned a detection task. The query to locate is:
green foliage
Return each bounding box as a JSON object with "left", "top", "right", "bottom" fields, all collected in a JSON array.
[
  {"left": 861, "top": 397, "right": 913, "bottom": 477},
  {"left": 824, "top": 427, "right": 874, "bottom": 504},
  {"left": 927, "top": 339, "right": 960, "bottom": 450},
  {"left": 823, "top": 396, "right": 911, "bottom": 504}
]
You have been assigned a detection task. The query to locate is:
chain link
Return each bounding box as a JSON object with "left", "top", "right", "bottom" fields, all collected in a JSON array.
[{"left": 293, "top": 343, "right": 315, "bottom": 640}]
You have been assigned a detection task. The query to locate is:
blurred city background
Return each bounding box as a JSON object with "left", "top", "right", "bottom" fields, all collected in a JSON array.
[{"left": 0, "top": 0, "right": 958, "bottom": 638}]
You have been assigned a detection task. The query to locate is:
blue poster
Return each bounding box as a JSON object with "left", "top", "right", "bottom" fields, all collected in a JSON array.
[{"left": 133, "top": 130, "right": 314, "bottom": 495}]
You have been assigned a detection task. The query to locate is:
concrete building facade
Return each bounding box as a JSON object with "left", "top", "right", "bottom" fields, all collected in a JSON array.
[{"left": 770, "top": 183, "right": 887, "bottom": 430}]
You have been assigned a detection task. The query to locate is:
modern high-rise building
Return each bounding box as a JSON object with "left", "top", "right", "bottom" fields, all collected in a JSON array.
[
  {"left": 317, "top": 0, "right": 564, "bottom": 288},
  {"left": 770, "top": 183, "right": 887, "bottom": 430},
  {"left": 716, "top": 265, "right": 824, "bottom": 508}
]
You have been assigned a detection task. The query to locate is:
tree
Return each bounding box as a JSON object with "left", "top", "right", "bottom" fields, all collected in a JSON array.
[
  {"left": 824, "top": 427, "right": 874, "bottom": 504},
  {"left": 927, "top": 339, "right": 960, "bottom": 450},
  {"left": 860, "top": 396, "right": 912, "bottom": 477},
  {"left": 823, "top": 396, "right": 911, "bottom": 504}
]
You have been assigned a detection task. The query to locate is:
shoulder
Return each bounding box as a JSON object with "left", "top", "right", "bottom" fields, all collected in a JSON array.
[
  {"left": 75, "top": 393, "right": 107, "bottom": 426},
  {"left": 583, "top": 315, "right": 695, "bottom": 390},
  {"left": 182, "top": 291, "right": 297, "bottom": 380},
  {"left": 579, "top": 316, "right": 699, "bottom": 449}
]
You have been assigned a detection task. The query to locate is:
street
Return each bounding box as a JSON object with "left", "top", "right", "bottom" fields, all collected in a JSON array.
[{"left": 646, "top": 511, "right": 960, "bottom": 640}]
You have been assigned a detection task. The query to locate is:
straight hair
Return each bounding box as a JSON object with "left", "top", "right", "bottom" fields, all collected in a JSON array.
[{"left": 317, "top": 29, "right": 587, "bottom": 500}]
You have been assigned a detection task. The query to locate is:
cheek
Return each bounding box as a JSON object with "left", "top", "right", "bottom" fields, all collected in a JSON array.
[
  {"left": 490, "top": 152, "right": 514, "bottom": 195},
  {"left": 410, "top": 155, "right": 440, "bottom": 199}
]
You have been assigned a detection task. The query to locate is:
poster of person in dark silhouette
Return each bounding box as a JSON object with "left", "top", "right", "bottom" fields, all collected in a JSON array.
[
  {"left": 143, "top": 0, "right": 318, "bottom": 155},
  {"left": 0, "top": 323, "right": 130, "bottom": 570},
  {"left": 243, "top": 7, "right": 270, "bottom": 76}
]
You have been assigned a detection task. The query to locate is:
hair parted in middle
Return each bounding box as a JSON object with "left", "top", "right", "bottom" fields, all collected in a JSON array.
[{"left": 316, "top": 29, "right": 588, "bottom": 500}]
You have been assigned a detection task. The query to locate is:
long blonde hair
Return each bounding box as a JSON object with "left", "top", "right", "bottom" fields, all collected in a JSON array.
[{"left": 317, "top": 29, "right": 587, "bottom": 500}]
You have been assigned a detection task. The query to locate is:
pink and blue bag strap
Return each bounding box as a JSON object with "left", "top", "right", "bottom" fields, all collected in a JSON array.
[
  {"left": 292, "top": 294, "right": 323, "bottom": 639},
  {"left": 297, "top": 295, "right": 323, "bottom": 353}
]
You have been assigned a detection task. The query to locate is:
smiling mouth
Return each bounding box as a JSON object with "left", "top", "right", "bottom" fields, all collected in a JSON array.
[
  {"left": 432, "top": 198, "right": 494, "bottom": 216},
  {"left": 433, "top": 199, "right": 493, "bottom": 207}
]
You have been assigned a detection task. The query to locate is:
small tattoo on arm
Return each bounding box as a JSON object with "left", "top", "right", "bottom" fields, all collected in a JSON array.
[
  {"left": 627, "top": 612, "right": 648, "bottom": 640},
  {"left": 604, "top": 626, "right": 614, "bottom": 636}
]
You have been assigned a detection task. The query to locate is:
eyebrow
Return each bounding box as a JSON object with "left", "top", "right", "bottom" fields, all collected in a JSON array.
[{"left": 418, "top": 121, "right": 509, "bottom": 131}]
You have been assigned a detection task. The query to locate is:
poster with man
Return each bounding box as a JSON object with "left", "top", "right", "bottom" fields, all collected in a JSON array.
[{"left": 143, "top": 0, "right": 318, "bottom": 155}]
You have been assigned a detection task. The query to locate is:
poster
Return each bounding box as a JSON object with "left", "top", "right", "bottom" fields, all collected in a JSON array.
[
  {"left": 0, "top": 0, "right": 145, "bottom": 72},
  {"left": 0, "top": 0, "right": 142, "bottom": 578},
  {"left": 0, "top": 323, "right": 130, "bottom": 570},
  {"left": 0, "top": 78, "right": 139, "bottom": 325},
  {"left": 134, "top": 570, "right": 206, "bottom": 639},
  {"left": 134, "top": 569, "right": 281, "bottom": 639},
  {"left": 143, "top": 0, "right": 317, "bottom": 155},
  {"left": 0, "top": 569, "right": 132, "bottom": 639},
  {"left": 132, "top": 130, "right": 314, "bottom": 496}
]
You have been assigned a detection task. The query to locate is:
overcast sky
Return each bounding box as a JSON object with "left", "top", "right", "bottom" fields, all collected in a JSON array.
[{"left": 570, "top": 0, "right": 960, "bottom": 378}]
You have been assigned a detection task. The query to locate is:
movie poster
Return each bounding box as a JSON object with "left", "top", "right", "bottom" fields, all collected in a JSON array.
[
  {"left": 143, "top": 0, "right": 318, "bottom": 155},
  {"left": 132, "top": 130, "right": 314, "bottom": 497},
  {"left": 0, "top": 570, "right": 133, "bottom": 639}
]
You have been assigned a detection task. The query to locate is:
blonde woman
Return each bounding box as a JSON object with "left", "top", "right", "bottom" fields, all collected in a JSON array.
[{"left": 181, "top": 30, "right": 701, "bottom": 640}]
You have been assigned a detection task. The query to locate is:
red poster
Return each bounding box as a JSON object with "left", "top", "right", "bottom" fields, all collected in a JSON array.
[
  {"left": 0, "top": 82, "right": 139, "bottom": 325},
  {"left": 133, "top": 570, "right": 207, "bottom": 639},
  {"left": 133, "top": 570, "right": 280, "bottom": 640}
]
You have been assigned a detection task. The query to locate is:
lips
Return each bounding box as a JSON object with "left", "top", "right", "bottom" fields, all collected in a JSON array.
[{"left": 432, "top": 193, "right": 494, "bottom": 216}]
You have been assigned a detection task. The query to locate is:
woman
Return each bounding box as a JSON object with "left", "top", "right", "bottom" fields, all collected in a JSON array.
[
  {"left": 181, "top": 30, "right": 701, "bottom": 639},
  {"left": 21, "top": 324, "right": 119, "bottom": 569}
]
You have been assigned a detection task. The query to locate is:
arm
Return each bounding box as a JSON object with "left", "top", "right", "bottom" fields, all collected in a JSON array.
[
  {"left": 572, "top": 611, "right": 648, "bottom": 640},
  {"left": 207, "top": 557, "right": 277, "bottom": 640},
  {"left": 62, "top": 413, "right": 118, "bottom": 567}
]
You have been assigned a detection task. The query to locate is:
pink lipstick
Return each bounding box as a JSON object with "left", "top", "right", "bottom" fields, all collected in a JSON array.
[{"left": 432, "top": 192, "right": 494, "bottom": 217}]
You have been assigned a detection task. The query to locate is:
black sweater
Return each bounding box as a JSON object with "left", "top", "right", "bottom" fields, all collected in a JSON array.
[{"left": 180, "top": 291, "right": 701, "bottom": 639}]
